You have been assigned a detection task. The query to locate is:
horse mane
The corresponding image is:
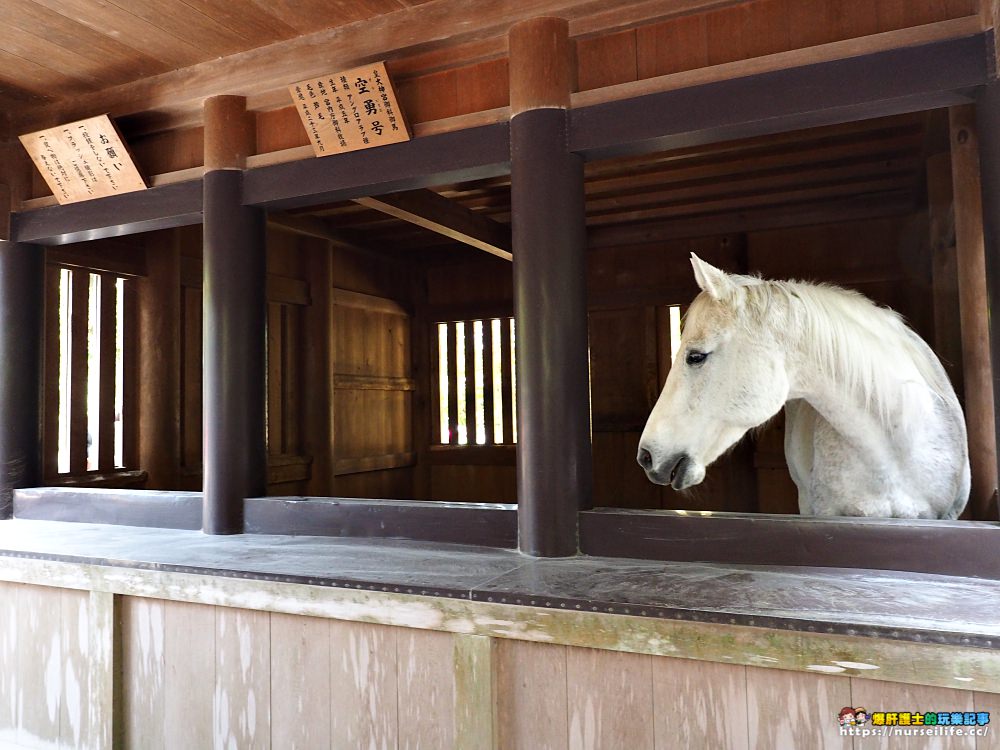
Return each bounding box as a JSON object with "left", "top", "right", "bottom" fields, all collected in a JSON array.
[{"left": 735, "top": 277, "right": 955, "bottom": 428}]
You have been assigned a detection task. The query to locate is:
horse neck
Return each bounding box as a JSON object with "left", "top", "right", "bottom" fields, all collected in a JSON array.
[{"left": 781, "top": 297, "right": 928, "bottom": 458}]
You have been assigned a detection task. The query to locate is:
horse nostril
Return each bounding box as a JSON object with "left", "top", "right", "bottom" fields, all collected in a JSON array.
[{"left": 638, "top": 447, "right": 653, "bottom": 470}]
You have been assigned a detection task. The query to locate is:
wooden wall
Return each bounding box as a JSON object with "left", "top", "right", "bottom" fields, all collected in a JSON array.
[
  {"left": 129, "top": 225, "right": 418, "bottom": 498},
  {"left": 1, "top": 579, "right": 996, "bottom": 749}
]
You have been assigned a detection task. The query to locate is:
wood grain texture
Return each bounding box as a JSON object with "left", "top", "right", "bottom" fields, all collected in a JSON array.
[
  {"left": 121, "top": 595, "right": 166, "bottom": 748},
  {"left": 329, "top": 619, "right": 399, "bottom": 750},
  {"left": 652, "top": 657, "right": 749, "bottom": 750},
  {"left": 496, "top": 639, "right": 568, "bottom": 750},
  {"left": 565, "top": 645, "right": 655, "bottom": 750},
  {"left": 397, "top": 628, "right": 456, "bottom": 749},
  {"left": 214, "top": 607, "right": 271, "bottom": 749},
  {"left": 270, "top": 612, "right": 331, "bottom": 748},
  {"left": 949, "top": 104, "right": 999, "bottom": 520},
  {"left": 454, "top": 634, "right": 497, "bottom": 749},
  {"left": 850, "top": 677, "right": 976, "bottom": 749},
  {"left": 163, "top": 600, "right": 215, "bottom": 748},
  {"left": 746, "top": 666, "right": 852, "bottom": 749}
]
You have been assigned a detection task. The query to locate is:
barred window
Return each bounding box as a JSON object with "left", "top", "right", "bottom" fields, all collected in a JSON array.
[
  {"left": 435, "top": 317, "right": 516, "bottom": 445},
  {"left": 46, "top": 267, "right": 134, "bottom": 477}
]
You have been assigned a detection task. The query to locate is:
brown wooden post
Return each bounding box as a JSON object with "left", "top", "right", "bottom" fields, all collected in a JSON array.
[
  {"left": 948, "top": 106, "right": 998, "bottom": 520},
  {"left": 0, "top": 156, "right": 43, "bottom": 518},
  {"left": 975, "top": 82, "right": 1000, "bottom": 520},
  {"left": 509, "top": 17, "right": 592, "bottom": 557},
  {"left": 202, "top": 95, "right": 266, "bottom": 534}
]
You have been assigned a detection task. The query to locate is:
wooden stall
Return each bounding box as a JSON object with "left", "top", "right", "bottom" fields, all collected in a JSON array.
[{"left": 2, "top": 0, "right": 1000, "bottom": 747}]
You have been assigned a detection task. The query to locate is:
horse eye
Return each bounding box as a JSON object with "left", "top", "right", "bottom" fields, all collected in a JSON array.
[{"left": 686, "top": 350, "right": 709, "bottom": 366}]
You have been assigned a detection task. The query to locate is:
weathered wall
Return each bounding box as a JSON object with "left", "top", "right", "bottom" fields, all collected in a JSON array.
[{"left": 0, "top": 579, "right": 995, "bottom": 749}]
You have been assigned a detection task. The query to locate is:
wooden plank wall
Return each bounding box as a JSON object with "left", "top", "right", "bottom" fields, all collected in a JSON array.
[
  {"left": 0, "top": 584, "right": 988, "bottom": 749},
  {"left": 329, "top": 246, "right": 417, "bottom": 499}
]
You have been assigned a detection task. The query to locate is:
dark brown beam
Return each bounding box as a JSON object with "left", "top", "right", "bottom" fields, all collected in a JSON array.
[
  {"left": 570, "top": 34, "right": 988, "bottom": 161},
  {"left": 242, "top": 123, "right": 510, "bottom": 212},
  {"left": 12, "top": 180, "right": 203, "bottom": 246},
  {"left": 0, "top": 240, "right": 43, "bottom": 517},
  {"left": 579, "top": 509, "right": 1000, "bottom": 580},
  {"left": 353, "top": 189, "right": 512, "bottom": 261}
]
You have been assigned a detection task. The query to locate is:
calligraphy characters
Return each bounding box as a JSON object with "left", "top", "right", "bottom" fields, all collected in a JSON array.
[{"left": 288, "top": 62, "right": 410, "bottom": 157}]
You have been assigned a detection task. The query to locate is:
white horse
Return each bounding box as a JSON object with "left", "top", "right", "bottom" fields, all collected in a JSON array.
[{"left": 637, "top": 254, "right": 970, "bottom": 519}]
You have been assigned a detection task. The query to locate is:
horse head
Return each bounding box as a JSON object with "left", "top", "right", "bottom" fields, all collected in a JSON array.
[{"left": 637, "top": 254, "right": 790, "bottom": 489}]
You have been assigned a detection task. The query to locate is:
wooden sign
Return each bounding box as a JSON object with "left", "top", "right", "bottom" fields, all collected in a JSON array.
[
  {"left": 289, "top": 62, "right": 410, "bottom": 157},
  {"left": 19, "top": 115, "right": 146, "bottom": 205}
]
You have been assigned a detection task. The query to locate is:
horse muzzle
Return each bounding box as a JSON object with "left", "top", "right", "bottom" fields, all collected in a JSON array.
[{"left": 637, "top": 448, "right": 701, "bottom": 490}]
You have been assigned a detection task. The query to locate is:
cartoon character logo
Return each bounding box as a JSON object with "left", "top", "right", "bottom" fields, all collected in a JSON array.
[
  {"left": 839, "top": 707, "right": 857, "bottom": 726},
  {"left": 855, "top": 708, "right": 869, "bottom": 725}
]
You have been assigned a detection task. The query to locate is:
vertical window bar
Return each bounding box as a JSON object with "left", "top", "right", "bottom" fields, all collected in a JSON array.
[
  {"left": 480, "top": 319, "right": 494, "bottom": 446},
  {"left": 86, "top": 273, "right": 101, "bottom": 471},
  {"left": 114, "top": 278, "right": 125, "bottom": 468},
  {"left": 455, "top": 322, "right": 468, "bottom": 445},
  {"left": 98, "top": 274, "right": 117, "bottom": 471},
  {"left": 437, "top": 323, "right": 448, "bottom": 443},
  {"left": 446, "top": 321, "right": 459, "bottom": 445},
  {"left": 491, "top": 319, "right": 504, "bottom": 444},
  {"left": 69, "top": 270, "right": 90, "bottom": 474},
  {"left": 509, "top": 318, "right": 517, "bottom": 443},
  {"left": 500, "top": 317, "right": 514, "bottom": 445},
  {"left": 465, "top": 320, "right": 479, "bottom": 446},
  {"left": 56, "top": 269, "right": 72, "bottom": 474}
]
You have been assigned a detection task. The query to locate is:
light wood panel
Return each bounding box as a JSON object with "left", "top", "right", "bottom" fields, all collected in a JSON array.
[
  {"left": 496, "top": 640, "right": 569, "bottom": 750},
  {"left": 851, "top": 678, "right": 977, "bottom": 749},
  {"left": 163, "top": 600, "right": 215, "bottom": 748},
  {"left": 329, "top": 620, "right": 399, "bottom": 750},
  {"left": 746, "top": 666, "right": 853, "bottom": 750},
  {"left": 566, "top": 646, "right": 655, "bottom": 750},
  {"left": 214, "top": 607, "right": 270, "bottom": 748},
  {"left": 652, "top": 658, "right": 750, "bottom": 750},
  {"left": 270, "top": 612, "right": 332, "bottom": 748},
  {"left": 397, "top": 628, "right": 457, "bottom": 749}
]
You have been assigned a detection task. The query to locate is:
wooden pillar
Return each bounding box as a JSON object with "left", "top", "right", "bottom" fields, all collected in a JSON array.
[
  {"left": 948, "top": 106, "right": 998, "bottom": 520},
  {"left": 0, "top": 169, "right": 43, "bottom": 518},
  {"left": 202, "top": 96, "right": 266, "bottom": 534},
  {"left": 974, "top": 83, "right": 1000, "bottom": 520},
  {"left": 509, "top": 18, "right": 591, "bottom": 557}
]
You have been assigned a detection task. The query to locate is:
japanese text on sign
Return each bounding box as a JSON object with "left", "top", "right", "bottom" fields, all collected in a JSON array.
[
  {"left": 19, "top": 115, "right": 146, "bottom": 205},
  {"left": 288, "top": 62, "right": 410, "bottom": 157}
]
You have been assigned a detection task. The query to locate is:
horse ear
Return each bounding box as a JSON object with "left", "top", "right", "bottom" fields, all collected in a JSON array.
[{"left": 690, "top": 254, "right": 735, "bottom": 301}]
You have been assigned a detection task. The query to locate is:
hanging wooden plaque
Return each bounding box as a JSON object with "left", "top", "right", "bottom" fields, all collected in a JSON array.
[
  {"left": 289, "top": 62, "right": 411, "bottom": 157},
  {"left": 19, "top": 115, "right": 147, "bottom": 205}
]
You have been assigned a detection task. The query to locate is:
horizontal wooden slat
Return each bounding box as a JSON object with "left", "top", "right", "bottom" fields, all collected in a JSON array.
[
  {"left": 332, "top": 288, "right": 409, "bottom": 316},
  {"left": 267, "top": 275, "right": 310, "bottom": 307},
  {"left": 334, "top": 375, "right": 417, "bottom": 392},
  {"left": 334, "top": 452, "right": 416, "bottom": 476},
  {"left": 428, "top": 445, "right": 516, "bottom": 465}
]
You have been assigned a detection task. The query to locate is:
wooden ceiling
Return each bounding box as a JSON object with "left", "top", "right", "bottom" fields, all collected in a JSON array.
[
  {"left": 284, "top": 111, "right": 933, "bottom": 258},
  {"left": 0, "top": 0, "right": 437, "bottom": 106}
]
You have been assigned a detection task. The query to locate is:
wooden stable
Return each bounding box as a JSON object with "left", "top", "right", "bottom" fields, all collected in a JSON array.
[{"left": 3, "top": 1, "right": 1000, "bottom": 747}]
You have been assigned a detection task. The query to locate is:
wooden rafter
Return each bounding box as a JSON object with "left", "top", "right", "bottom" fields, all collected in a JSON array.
[{"left": 353, "top": 189, "right": 512, "bottom": 261}]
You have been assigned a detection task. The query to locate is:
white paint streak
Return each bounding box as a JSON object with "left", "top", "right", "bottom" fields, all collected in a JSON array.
[
  {"left": 806, "top": 664, "right": 846, "bottom": 673},
  {"left": 832, "top": 660, "right": 880, "bottom": 670}
]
